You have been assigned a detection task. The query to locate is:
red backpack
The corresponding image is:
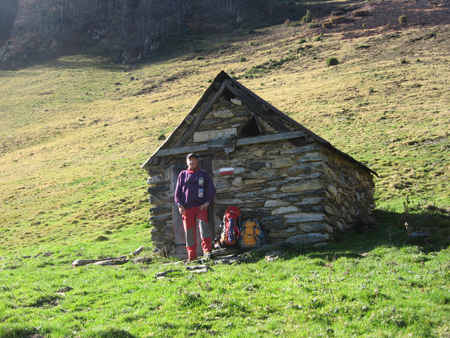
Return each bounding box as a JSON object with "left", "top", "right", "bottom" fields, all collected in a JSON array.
[{"left": 219, "top": 206, "right": 241, "bottom": 248}]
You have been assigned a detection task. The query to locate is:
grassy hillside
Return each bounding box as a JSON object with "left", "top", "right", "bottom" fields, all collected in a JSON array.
[
  {"left": 1, "top": 0, "right": 450, "bottom": 336},
  {"left": 1, "top": 21, "right": 449, "bottom": 250}
]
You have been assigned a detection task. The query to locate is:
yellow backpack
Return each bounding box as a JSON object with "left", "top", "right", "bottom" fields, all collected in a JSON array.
[{"left": 239, "top": 219, "right": 267, "bottom": 249}]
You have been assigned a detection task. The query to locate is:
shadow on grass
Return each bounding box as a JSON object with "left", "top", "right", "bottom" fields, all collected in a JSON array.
[
  {"left": 87, "top": 329, "right": 137, "bottom": 338},
  {"left": 27, "top": 295, "right": 61, "bottom": 308},
  {"left": 33, "top": 55, "right": 125, "bottom": 73},
  {"left": 0, "top": 49, "right": 126, "bottom": 73},
  {"left": 0, "top": 327, "right": 38, "bottom": 338},
  {"left": 247, "top": 207, "right": 450, "bottom": 263},
  {"left": 0, "top": 322, "right": 137, "bottom": 338}
]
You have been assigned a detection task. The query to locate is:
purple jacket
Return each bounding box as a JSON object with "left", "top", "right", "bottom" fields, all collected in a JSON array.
[{"left": 174, "top": 168, "right": 216, "bottom": 209}]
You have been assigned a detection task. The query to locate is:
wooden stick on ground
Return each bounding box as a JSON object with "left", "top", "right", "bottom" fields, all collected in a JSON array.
[
  {"left": 71, "top": 245, "right": 144, "bottom": 267},
  {"left": 155, "top": 270, "right": 180, "bottom": 277},
  {"left": 132, "top": 245, "right": 144, "bottom": 256}
]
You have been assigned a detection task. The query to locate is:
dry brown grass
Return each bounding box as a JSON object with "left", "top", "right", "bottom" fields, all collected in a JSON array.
[{"left": 1, "top": 1, "right": 449, "bottom": 249}]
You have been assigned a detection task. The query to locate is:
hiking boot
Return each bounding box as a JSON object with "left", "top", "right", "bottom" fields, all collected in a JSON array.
[{"left": 204, "top": 251, "right": 214, "bottom": 259}]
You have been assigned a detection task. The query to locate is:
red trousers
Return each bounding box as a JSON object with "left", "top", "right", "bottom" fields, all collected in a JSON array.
[{"left": 182, "top": 206, "right": 212, "bottom": 259}]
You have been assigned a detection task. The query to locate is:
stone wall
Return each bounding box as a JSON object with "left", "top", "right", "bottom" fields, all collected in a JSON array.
[
  {"left": 146, "top": 165, "right": 175, "bottom": 254},
  {"left": 323, "top": 150, "right": 376, "bottom": 233},
  {"left": 144, "top": 86, "right": 376, "bottom": 253},
  {"left": 212, "top": 141, "right": 333, "bottom": 246},
  {"left": 145, "top": 139, "right": 376, "bottom": 253}
]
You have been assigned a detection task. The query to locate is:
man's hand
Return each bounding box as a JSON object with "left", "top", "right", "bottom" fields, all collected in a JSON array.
[
  {"left": 199, "top": 202, "right": 210, "bottom": 210},
  {"left": 178, "top": 205, "right": 186, "bottom": 215}
]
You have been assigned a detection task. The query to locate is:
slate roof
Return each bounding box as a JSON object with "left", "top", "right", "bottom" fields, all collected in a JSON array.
[{"left": 142, "top": 71, "right": 377, "bottom": 177}]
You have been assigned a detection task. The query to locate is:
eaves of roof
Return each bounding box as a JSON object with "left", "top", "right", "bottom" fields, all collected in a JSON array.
[{"left": 142, "top": 71, "right": 378, "bottom": 177}]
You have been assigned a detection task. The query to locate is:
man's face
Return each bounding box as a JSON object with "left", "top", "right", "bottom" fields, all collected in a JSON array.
[{"left": 187, "top": 156, "right": 199, "bottom": 170}]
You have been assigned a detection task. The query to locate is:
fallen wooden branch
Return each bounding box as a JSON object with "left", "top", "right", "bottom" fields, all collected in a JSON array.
[
  {"left": 185, "top": 265, "right": 213, "bottom": 271},
  {"left": 91, "top": 258, "right": 129, "bottom": 266},
  {"left": 71, "top": 246, "right": 144, "bottom": 267},
  {"left": 191, "top": 269, "right": 210, "bottom": 273},
  {"left": 185, "top": 265, "right": 214, "bottom": 274},
  {"left": 72, "top": 256, "right": 127, "bottom": 267},
  {"left": 132, "top": 245, "right": 144, "bottom": 256},
  {"left": 155, "top": 269, "right": 180, "bottom": 277}
]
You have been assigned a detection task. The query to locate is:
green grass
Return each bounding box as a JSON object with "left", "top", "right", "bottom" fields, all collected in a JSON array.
[
  {"left": 1, "top": 222, "right": 450, "bottom": 337},
  {"left": 1, "top": 0, "right": 450, "bottom": 335}
]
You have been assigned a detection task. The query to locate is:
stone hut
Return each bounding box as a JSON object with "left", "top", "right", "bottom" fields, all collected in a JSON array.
[{"left": 141, "top": 71, "right": 377, "bottom": 258}]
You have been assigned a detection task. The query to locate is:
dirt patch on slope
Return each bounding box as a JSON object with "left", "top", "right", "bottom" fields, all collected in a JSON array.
[{"left": 316, "top": 0, "right": 450, "bottom": 39}]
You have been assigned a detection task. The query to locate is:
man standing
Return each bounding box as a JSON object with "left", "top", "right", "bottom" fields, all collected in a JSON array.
[{"left": 174, "top": 153, "right": 216, "bottom": 262}]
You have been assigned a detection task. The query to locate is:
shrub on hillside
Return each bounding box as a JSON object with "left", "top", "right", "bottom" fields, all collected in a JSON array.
[
  {"left": 239, "top": 55, "right": 247, "bottom": 62},
  {"left": 351, "top": 9, "right": 370, "bottom": 17},
  {"left": 289, "top": 21, "right": 302, "bottom": 27},
  {"left": 323, "top": 16, "right": 354, "bottom": 28},
  {"left": 398, "top": 15, "right": 407, "bottom": 24},
  {"left": 314, "top": 32, "right": 323, "bottom": 41},
  {"left": 301, "top": 10, "right": 313, "bottom": 24},
  {"left": 326, "top": 57, "right": 339, "bottom": 66}
]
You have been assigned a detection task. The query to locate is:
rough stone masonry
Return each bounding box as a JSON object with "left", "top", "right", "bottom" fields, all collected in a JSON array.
[{"left": 144, "top": 92, "right": 376, "bottom": 254}]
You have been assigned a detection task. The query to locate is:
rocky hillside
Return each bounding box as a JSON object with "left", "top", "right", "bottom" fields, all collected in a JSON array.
[
  {"left": 3, "top": 0, "right": 449, "bottom": 69},
  {"left": 0, "top": 0, "right": 311, "bottom": 68}
]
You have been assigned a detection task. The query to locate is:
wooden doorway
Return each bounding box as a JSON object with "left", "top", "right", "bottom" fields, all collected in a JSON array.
[{"left": 173, "top": 155, "right": 215, "bottom": 259}]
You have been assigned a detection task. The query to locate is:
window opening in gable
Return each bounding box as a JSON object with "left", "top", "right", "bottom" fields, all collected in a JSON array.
[{"left": 239, "top": 115, "right": 262, "bottom": 137}]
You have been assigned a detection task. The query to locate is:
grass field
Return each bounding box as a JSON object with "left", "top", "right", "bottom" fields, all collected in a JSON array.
[
  {"left": 1, "top": 226, "right": 450, "bottom": 337},
  {"left": 1, "top": 0, "right": 450, "bottom": 336}
]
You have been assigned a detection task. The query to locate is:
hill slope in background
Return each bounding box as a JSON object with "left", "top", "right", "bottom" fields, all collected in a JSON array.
[
  {"left": 1, "top": 1, "right": 450, "bottom": 337},
  {"left": 0, "top": 0, "right": 449, "bottom": 252},
  {"left": 6, "top": 0, "right": 447, "bottom": 68},
  {"left": 0, "top": 0, "right": 304, "bottom": 68}
]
